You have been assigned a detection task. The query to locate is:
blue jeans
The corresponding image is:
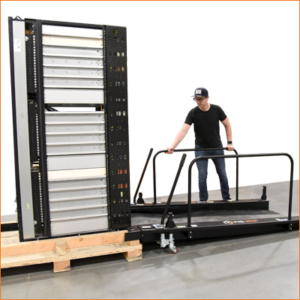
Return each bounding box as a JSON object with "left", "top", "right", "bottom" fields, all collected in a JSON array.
[{"left": 195, "top": 144, "right": 230, "bottom": 201}]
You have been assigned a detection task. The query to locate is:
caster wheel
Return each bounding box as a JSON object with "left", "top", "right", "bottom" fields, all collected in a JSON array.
[{"left": 171, "top": 248, "right": 178, "bottom": 254}]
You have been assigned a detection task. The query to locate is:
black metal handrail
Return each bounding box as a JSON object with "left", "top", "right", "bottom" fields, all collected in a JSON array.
[
  {"left": 153, "top": 147, "right": 239, "bottom": 204},
  {"left": 187, "top": 153, "right": 294, "bottom": 227},
  {"left": 133, "top": 148, "right": 153, "bottom": 203}
]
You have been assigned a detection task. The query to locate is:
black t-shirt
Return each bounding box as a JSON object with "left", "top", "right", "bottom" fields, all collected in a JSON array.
[{"left": 184, "top": 104, "right": 227, "bottom": 148}]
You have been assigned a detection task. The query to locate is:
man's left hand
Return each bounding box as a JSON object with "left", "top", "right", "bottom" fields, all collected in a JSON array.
[{"left": 227, "top": 144, "right": 234, "bottom": 151}]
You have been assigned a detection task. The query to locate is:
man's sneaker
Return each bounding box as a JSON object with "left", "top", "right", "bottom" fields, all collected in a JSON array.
[
  {"left": 198, "top": 200, "right": 214, "bottom": 203},
  {"left": 223, "top": 197, "right": 232, "bottom": 202}
]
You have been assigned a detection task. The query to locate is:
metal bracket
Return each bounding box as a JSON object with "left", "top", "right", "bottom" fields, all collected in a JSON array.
[{"left": 159, "top": 233, "right": 178, "bottom": 254}]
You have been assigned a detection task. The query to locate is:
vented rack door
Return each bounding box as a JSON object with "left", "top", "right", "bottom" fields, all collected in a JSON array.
[
  {"left": 41, "top": 24, "right": 109, "bottom": 236},
  {"left": 42, "top": 25, "right": 104, "bottom": 105}
]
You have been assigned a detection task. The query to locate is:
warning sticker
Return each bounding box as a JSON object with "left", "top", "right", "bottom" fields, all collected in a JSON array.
[{"left": 14, "top": 39, "right": 21, "bottom": 52}]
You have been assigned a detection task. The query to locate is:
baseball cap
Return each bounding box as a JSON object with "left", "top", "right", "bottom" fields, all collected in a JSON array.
[{"left": 192, "top": 87, "right": 209, "bottom": 98}]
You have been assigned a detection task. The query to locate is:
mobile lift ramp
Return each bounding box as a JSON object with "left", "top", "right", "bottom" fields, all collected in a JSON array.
[
  {"left": 131, "top": 148, "right": 269, "bottom": 213},
  {"left": 125, "top": 148, "right": 299, "bottom": 253}
]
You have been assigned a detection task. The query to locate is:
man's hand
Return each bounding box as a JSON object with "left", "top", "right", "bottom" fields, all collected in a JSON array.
[
  {"left": 227, "top": 144, "right": 234, "bottom": 151},
  {"left": 166, "top": 147, "right": 174, "bottom": 154}
]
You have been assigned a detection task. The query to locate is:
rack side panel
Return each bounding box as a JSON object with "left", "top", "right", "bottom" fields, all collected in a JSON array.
[{"left": 9, "top": 19, "right": 35, "bottom": 239}]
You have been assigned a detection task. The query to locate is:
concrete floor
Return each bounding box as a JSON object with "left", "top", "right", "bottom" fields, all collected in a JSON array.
[{"left": 1, "top": 181, "right": 299, "bottom": 299}]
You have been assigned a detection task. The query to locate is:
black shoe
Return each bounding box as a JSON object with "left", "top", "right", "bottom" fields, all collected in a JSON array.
[
  {"left": 223, "top": 197, "right": 231, "bottom": 202},
  {"left": 223, "top": 198, "right": 235, "bottom": 202}
]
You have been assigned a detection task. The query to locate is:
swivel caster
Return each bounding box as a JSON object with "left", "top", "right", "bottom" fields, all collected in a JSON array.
[{"left": 171, "top": 247, "right": 178, "bottom": 254}]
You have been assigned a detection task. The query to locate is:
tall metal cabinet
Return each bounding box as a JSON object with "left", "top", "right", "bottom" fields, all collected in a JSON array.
[{"left": 9, "top": 17, "right": 131, "bottom": 241}]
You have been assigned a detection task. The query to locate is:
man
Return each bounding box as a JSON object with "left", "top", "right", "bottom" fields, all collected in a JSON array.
[{"left": 166, "top": 87, "right": 234, "bottom": 202}]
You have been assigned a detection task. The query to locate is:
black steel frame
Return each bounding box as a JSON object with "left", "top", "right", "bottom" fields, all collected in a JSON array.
[
  {"left": 152, "top": 147, "right": 295, "bottom": 227},
  {"left": 152, "top": 148, "right": 239, "bottom": 204},
  {"left": 131, "top": 148, "right": 269, "bottom": 213},
  {"left": 126, "top": 152, "right": 296, "bottom": 243},
  {"left": 132, "top": 147, "right": 270, "bottom": 213},
  {"left": 25, "top": 33, "right": 36, "bottom": 96},
  {"left": 35, "top": 19, "right": 51, "bottom": 237},
  {"left": 27, "top": 101, "right": 38, "bottom": 162},
  {"left": 187, "top": 153, "right": 294, "bottom": 226}
]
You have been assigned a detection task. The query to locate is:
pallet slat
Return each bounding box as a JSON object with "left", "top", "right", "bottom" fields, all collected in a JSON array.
[{"left": 1, "top": 230, "right": 142, "bottom": 272}]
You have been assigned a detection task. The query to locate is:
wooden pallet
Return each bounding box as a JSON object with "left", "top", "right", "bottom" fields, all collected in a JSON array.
[{"left": 1, "top": 230, "right": 142, "bottom": 273}]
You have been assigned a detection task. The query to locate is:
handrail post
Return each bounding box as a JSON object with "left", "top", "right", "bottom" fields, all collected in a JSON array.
[
  {"left": 153, "top": 151, "right": 165, "bottom": 204},
  {"left": 233, "top": 149, "right": 239, "bottom": 201},
  {"left": 188, "top": 162, "right": 193, "bottom": 227},
  {"left": 153, "top": 153, "right": 157, "bottom": 204},
  {"left": 288, "top": 155, "right": 294, "bottom": 220}
]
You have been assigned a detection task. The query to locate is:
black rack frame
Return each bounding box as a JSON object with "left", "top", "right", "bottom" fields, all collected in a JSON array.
[
  {"left": 8, "top": 17, "right": 131, "bottom": 241},
  {"left": 35, "top": 19, "right": 51, "bottom": 237}
]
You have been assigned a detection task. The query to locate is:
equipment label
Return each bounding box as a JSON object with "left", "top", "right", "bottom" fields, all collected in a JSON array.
[
  {"left": 223, "top": 219, "right": 258, "bottom": 225},
  {"left": 223, "top": 220, "right": 245, "bottom": 225},
  {"left": 14, "top": 39, "right": 21, "bottom": 52}
]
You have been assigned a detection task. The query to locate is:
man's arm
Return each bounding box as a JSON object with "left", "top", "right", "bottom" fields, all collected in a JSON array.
[
  {"left": 165, "top": 123, "right": 192, "bottom": 155},
  {"left": 224, "top": 124, "right": 233, "bottom": 142},
  {"left": 221, "top": 116, "right": 233, "bottom": 142},
  {"left": 170, "top": 123, "right": 192, "bottom": 149}
]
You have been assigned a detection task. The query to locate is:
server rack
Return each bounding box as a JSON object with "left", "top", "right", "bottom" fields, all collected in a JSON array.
[{"left": 9, "top": 17, "right": 131, "bottom": 241}]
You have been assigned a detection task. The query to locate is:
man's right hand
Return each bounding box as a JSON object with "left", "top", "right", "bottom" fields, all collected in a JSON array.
[{"left": 166, "top": 147, "right": 174, "bottom": 154}]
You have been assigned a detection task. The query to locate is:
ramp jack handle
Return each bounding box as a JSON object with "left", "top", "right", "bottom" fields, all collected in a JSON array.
[
  {"left": 159, "top": 233, "right": 178, "bottom": 254},
  {"left": 133, "top": 148, "right": 153, "bottom": 204},
  {"left": 161, "top": 154, "right": 187, "bottom": 226}
]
